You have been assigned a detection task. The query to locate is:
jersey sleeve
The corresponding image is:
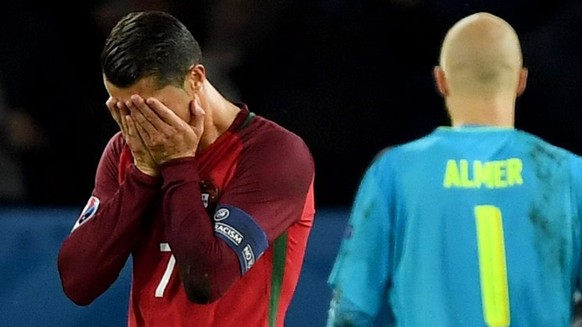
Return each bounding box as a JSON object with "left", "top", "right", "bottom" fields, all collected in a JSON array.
[
  {"left": 327, "top": 153, "right": 393, "bottom": 325},
  {"left": 57, "top": 132, "right": 160, "bottom": 305},
  {"left": 158, "top": 129, "right": 314, "bottom": 303},
  {"left": 159, "top": 157, "right": 239, "bottom": 303},
  {"left": 219, "top": 129, "right": 314, "bottom": 241},
  {"left": 571, "top": 155, "right": 582, "bottom": 289}
]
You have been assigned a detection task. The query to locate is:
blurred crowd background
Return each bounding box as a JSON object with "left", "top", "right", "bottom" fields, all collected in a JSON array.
[{"left": 1, "top": 0, "right": 582, "bottom": 209}]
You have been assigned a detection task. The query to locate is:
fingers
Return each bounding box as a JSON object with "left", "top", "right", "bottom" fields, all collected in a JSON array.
[
  {"left": 124, "top": 114, "right": 159, "bottom": 176},
  {"left": 120, "top": 95, "right": 191, "bottom": 133},
  {"left": 105, "top": 97, "right": 121, "bottom": 125},
  {"left": 144, "top": 97, "right": 185, "bottom": 128},
  {"left": 123, "top": 115, "right": 139, "bottom": 146},
  {"left": 106, "top": 97, "right": 121, "bottom": 126},
  {"left": 123, "top": 113, "right": 149, "bottom": 158},
  {"left": 106, "top": 97, "right": 130, "bottom": 140},
  {"left": 118, "top": 102, "right": 131, "bottom": 136},
  {"left": 124, "top": 96, "right": 157, "bottom": 140}
]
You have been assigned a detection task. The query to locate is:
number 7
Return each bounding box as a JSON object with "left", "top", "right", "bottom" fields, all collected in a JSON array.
[
  {"left": 474, "top": 205, "right": 510, "bottom": 327},
  {"left": 156, "top": 243, "right": 176, "bottom": 298}
]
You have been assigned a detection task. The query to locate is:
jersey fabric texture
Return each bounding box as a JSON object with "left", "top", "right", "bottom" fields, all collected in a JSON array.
[
  {"left": 58, "top": 105, "right": 316, "bottom": 327},
  {"left": 328, "top": 126, "right": 582, "bottom": 327}
]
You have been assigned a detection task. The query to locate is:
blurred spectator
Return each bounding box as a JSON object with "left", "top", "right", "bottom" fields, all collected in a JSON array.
[
  {"left": 0, "top": 3, "right": 86, "bottom": 206},
  {"left": 0, "top": 80, "right": 26, "bottom": 203}
]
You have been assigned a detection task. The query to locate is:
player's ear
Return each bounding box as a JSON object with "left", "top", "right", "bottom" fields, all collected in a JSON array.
[
  {"left": 516, "top": 67, "right": 528, "bottom": 97},
  {"left": 186, "top": 64, "right": 206, "bottom": 93},
  {"left": 433, "top": 66, "right": 449, "bottom": 97}
]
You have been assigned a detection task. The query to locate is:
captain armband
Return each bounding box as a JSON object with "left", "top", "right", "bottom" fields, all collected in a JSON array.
[{"left": 212, "top": 205, "right": 268, "bottom": 274}]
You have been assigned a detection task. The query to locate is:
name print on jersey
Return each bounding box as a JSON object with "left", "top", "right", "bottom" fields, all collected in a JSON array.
[{"left": 443, "top": 158, "right": 523, "bottom": 189}]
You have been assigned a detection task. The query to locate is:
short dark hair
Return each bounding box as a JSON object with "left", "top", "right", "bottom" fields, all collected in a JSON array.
[{"left": 101, "top": 11, "right": 202, "bottom": 89}]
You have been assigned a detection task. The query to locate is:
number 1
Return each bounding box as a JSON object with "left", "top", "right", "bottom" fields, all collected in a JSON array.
[
  {"left": 156, "top": 243, "right": 176, "bottom": 298},
  {"left": 474, "top": 205, "right": 510, "bottom": 327}
]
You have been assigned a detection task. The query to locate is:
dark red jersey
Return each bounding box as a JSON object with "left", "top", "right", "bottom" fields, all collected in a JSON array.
[{"left": 58, "top": 106, "right": 315, "bottom": 327}]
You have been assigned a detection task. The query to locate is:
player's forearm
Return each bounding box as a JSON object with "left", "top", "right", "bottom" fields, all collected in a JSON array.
[
  {"left": 160, "top": 158, "right": 241, "bottom": 303},
  {"left": 58, "top": 166, "right": 160, "bottom": 305}
]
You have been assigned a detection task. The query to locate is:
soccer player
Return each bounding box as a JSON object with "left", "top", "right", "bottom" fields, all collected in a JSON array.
[
  {"left": 57, "top": 11, "right": 315, "bottom": 327},
  {"left": 326, "top": 12, "right": 582, "bottom": 327}
]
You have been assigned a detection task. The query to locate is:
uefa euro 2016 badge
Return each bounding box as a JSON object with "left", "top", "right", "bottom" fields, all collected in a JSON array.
[{"left": 71, "top": 196, "right": 100, "bottom": 232}]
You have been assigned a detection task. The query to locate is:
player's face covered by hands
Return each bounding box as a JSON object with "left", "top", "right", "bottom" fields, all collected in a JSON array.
[
  {"left": 106, "top": 96, "right": 158, "bottom": 176},
  {"left": 105, "top": 76, "right": 205, "bottom": 175}
]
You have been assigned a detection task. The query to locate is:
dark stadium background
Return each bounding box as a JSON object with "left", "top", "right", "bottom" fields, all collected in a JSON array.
[{"left": 1, "top": 1, "right": 581, "bottom": 326}]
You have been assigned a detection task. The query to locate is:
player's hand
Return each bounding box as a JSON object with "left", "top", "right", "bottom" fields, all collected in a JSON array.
[
  {"left": 106, "top": 97, "right": 128, "bottom": 139},
  {"left": 106, "top": 97, "right": 159, "bottom": 176},
  {"left": 125, "top": 95, "right": 205, "bottom": 166}
]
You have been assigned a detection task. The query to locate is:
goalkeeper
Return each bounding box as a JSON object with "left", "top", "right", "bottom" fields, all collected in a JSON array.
[{"left": 327, "top": 12, "right": 582, "bottom": 327}]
